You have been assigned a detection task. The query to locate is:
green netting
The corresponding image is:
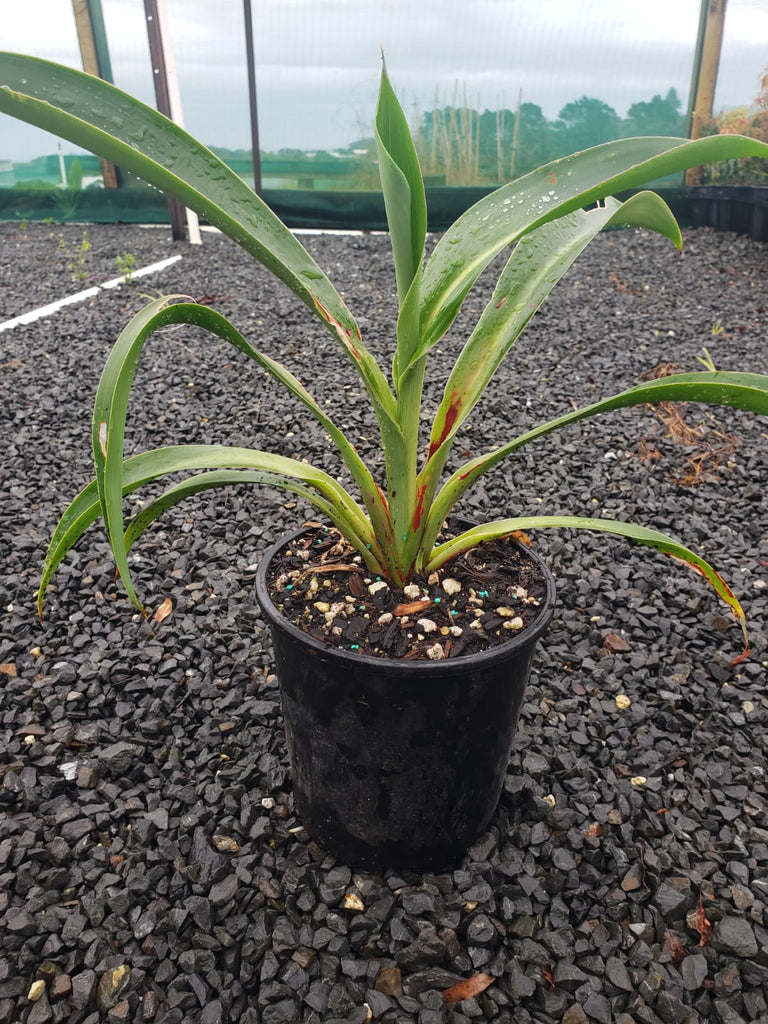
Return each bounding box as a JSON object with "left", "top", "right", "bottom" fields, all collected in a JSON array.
[{"left": 1, "top": 0, "right": 766, "bottom": 228}]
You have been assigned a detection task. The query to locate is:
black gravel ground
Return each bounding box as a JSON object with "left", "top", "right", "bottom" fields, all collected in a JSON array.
[{"left": 1, "top": 219, "right": 767, "bottom": 1024}]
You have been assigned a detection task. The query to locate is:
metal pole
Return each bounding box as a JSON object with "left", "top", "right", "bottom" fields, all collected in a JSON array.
[{"left": 243, "top": 0, "right": 263, "bottom": 196}]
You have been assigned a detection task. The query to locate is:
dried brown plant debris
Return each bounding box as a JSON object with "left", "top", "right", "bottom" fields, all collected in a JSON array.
[
  {"left": 610, "top": 268, "right": 643, "bottom": 295},
  {"left": 637, "top": 362, "right": 739, "bottom": 484}
]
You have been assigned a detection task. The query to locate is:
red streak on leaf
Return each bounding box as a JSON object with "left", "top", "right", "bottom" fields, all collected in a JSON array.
[
  {"left": 495, "top": 296, "right": 508, "bottom": 309},
  {"left": 442, "top": 973, "right": 495, "bottom": 1006},
  {"left": 313, "top": 297, "right": 361, "bottom": 360},
  {"left": 459, "top": 455, "right": 489, "bottom": 481},
  {"left": 729, "top": 648, "right": 752, "bottom": 669},
  {"left": 313, "top": 296, "right": 333, "bottom": 323},
  {"left": 413, "top": 484, "right": 427, "bottom": 531},
  {"left": 666, "top": 551, "right": 717, "bottom": 586},
  {"left": 548, "top": 171, "right": 557, "bottom": 184},
  {"left": 429, "top": 392, "right": 462, "bottom": 459},
  {"left": 696, "top": 894, "right": 712, "bottom": 946}
]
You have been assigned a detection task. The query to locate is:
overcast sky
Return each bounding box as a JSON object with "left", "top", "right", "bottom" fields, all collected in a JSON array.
[{"left": 2, "top": 0, "right": 767, "bottom": 161}]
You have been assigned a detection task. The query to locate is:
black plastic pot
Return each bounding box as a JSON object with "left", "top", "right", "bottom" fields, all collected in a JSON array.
[{"left": 255, "top": 528, "right": 556, "bottom": 871}]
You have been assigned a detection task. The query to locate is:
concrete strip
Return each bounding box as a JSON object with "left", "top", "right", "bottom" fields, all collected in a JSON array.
[{"left": 0, "top": 254, "right": 183, "bottom": 334}]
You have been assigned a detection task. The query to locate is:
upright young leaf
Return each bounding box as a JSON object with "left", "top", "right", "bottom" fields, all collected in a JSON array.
[
  {"left": 374, "top": 59, "right": 427, "bottom": 308},
  {"left": 374, "top": 59, "right": 429, "bottom": 558}
]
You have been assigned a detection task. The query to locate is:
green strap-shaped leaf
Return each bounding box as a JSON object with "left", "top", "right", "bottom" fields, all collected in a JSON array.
[
  {"left": 121, "top": 469, "right": 324, "bottom": 551},
  {"left": 419, "top": 133, "right": 768, "bottom": 364},
  {"left": 0, "top": 52, "right": 398, "bottom": 426},
  {"left": 373, "top": 60, "right": 430, "bottom": 564},
  {"left": 112, "top": 298, "right": 391, "bottom": 545},
  {"left": 39, "top": 445, "right": 380, "bottom": 615},
  {"left": 91, "top": 298, "right": 388, "bottom": 607},
  {"left": 121, "top": 469, "right": 384, "bottom": 578},
  {"left": 422, "top": 371, "right": 768, "bottom": 553},
  {"left": 423, "top": 515, "right": 749, "bottom": 654},
  {"left": 425, "top": 191, "right": 681, "bottom": 475}
]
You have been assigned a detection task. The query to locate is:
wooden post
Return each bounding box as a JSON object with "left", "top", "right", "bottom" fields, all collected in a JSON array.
[
  {"left": 143, "top": 0, "right": 201, "bottom": 242},
  {"left": 686, "top": 0, "right": 728, "bottom": 186},
  {"left": 71, "top": 0, "right": 120, "bottom": 187}
]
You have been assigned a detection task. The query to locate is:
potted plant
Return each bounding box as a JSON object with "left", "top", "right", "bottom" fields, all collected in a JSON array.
[{"left": 2, "top": 53, "right": 767, "bottom": 869}]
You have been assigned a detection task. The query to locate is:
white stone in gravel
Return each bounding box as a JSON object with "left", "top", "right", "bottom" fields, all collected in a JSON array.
[
  {"left": 377, "top": 612, "right": 393, "bottom": 625},
  {"left": 342, "top": 893, "right": 365, "bottom": 912},
  {"left": 502, "top": 617, "right": 524, "bottom": 630},
  {"left": 442, "top": 578, "right": 461, "bottom": 595},
  {"left": 417, "top": 618, "right": 437, "bottom": 633},
  {"left": 403, "top": 584, "right": 421, "bottom": 599},
  {"left": 28, "top": 980, "right": 46, "bottom": 1001},
  {"left": 426, "top": 643, "right": 445, "bottom": 660},
  {"left": 368, "top": 580, "right": 388, "bottom": 595}
]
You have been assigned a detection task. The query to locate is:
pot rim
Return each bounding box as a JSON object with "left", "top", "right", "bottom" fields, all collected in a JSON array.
[{"left": 254, "top": 522, "right": 557, "bottom": 676}]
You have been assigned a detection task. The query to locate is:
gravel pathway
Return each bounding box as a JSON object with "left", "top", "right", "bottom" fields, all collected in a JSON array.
[{"left": 1, "top": 220, "right": 767, "bottom": 1024}]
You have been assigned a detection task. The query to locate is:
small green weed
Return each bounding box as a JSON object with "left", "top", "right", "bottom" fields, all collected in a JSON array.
[
  {"left": 116, "top": 252, "right": 137, "bottom": 282},
  {"left": 57, "top": 230, "right": 91, "bottom": 282},
  {"left": 697, "top": 346, "right": 718, "bottom": 371}
]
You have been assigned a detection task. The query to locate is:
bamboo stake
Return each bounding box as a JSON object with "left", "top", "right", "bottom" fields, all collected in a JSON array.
[{"left": 686, "top": 0, "right": 728, "bottom": 186}]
